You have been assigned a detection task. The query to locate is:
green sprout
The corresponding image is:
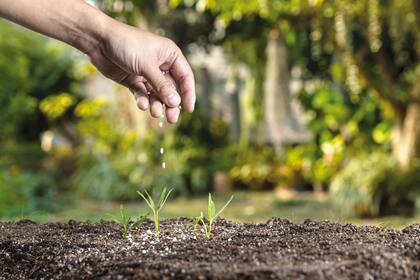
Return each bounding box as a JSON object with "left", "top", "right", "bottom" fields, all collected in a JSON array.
[
  {"left": 137, "top": 187, "right": 173, "bottom": 238},
  {"left": 194, "top": 193, "right": 233, "bottom": 239},
  {"left": 109, "top": 205, "right": 148, "bottom": 239}
]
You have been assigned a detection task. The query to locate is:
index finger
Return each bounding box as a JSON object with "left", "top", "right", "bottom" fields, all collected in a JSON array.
[{"left": 169, "top": 51, "right": 196, "bottom": 112}]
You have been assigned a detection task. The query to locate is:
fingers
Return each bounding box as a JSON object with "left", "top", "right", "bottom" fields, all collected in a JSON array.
[
  {"left": 121, "top": 74, "right": 150, "bottom": 111},
  {"left": 133, "top": 90, "right": 149, "bottom": 110},
  {"left": 165, "top": 106, "right": 180, "bottom": 124},
  {"left": 169, "top": 51, "right": 196, "bottom": 112},
  {"left": 143, "top": 66, "right": 181, "bottom": 108},
  {"left": 149, "top": 95, "right": 163, "bottom": 118},
  {"left": 120, "top": 66, "right": 184, "bottom": 123}
]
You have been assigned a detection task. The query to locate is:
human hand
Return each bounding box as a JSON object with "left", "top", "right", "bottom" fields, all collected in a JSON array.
[
  {"left": 88, "top": 23, "right": 195, "bottom": 124},
  {"left": 0, "top": 0, "right": 195, "bottom": 123}
]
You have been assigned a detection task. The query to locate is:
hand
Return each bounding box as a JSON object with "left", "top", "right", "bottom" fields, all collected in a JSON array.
[{"left": 88, "top": 23, "right": 196, "bottom": 123}]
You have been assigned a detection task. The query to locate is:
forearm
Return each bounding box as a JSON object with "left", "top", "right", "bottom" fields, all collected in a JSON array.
[{"left": 0, "top": 0, "right": 111, "bottom": 53}]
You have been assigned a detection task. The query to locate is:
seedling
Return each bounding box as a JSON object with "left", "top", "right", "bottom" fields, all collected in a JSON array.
[
  {"left": 194, "top": 193, "right": 233, "bottom": 239},
  {"left": 108, "top": 205, "right": 148, "bottom": 239},
  {"left": 137, "top": 187, "right": 173, "bottom": 238}
]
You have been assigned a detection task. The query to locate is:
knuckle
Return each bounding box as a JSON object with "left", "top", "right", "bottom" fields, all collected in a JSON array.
[{"left": 156, "top": 79, "right": 172, "bottom": 95}]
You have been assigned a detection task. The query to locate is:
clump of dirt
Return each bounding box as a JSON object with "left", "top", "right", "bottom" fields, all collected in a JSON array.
[{"left": 0, "top": 218, "right": 419, "bottom": 279}]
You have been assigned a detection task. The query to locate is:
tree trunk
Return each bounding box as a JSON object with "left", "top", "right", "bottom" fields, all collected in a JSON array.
[
  {"left": 392, "top": 103, "right": 420, "bottom": 169},
  {"left": 264, "top": 29, "right": 302, "bottom": 154},
  {"left": 227, "top": 65, "right": 241, "bottom": 143},
  {"left": 198, "top": 66, "right": 213, "bottom": 124}
]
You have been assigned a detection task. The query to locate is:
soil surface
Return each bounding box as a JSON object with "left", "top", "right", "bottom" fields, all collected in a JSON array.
[{"left": 0, "top": 218, "right": 419, "bottom": 279}]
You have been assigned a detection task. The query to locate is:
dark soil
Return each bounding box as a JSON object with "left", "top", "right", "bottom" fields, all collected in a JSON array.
[{"left": 0, "top": 218, "right": 419, "bottom": 279}]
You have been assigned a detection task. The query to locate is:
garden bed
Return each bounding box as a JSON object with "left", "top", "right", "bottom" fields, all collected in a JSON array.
[{"left": 0, "top": 218, "right": 419, "bottom": 279}]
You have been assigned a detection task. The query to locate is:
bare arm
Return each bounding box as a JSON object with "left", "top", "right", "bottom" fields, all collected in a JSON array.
[{"left": 0, "top": 0, "right": 196, "bottom": 123}]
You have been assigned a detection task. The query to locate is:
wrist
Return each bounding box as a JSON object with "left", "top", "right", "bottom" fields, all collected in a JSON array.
[{"left": 71, "top": 2, "right": 115, "bottom": 55}]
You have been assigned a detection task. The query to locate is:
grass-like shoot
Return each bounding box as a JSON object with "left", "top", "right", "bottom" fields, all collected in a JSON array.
[
  {"left": 194, "top": 193, "right": 233, "bottom": 239},
  {"left": 137, "top": 187, "right": 173, "bottom": 238},
  {"left": 109, "top": 205, "right": 147, "bottom": 239}
]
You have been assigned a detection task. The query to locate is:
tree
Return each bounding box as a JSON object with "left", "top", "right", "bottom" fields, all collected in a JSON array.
[
  {"left": 315, "top": 0, "right": 420, "bottom": 169},
  {"left": 170, "top": 0, "right": 314, "bottom": 152},
  {"left": 171, "top": 0, "right": 420, "bottom": 169}
]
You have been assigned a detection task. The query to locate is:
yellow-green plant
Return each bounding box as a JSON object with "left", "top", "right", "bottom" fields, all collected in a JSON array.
[
  {"left": 194, "top": 193, "right": 233, "bottom": 239},
  {"left": 109, "top": 205, "right": 147, "bottom": 239},
  {"left": 137, "top": 188, "right": 172, "bottom": 238}
]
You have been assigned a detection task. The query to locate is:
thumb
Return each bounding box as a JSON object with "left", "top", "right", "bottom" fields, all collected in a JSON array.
[{"left": 143, "top": 66, "right": 181, "bottom": 108}]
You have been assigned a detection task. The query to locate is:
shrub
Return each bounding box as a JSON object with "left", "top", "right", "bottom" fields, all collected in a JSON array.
[
  {"left": 0, "top": 169, "right": 56, "bottom": 217},
  {"left": 330, "top": 152, "right": 419, "bottom": 217}
]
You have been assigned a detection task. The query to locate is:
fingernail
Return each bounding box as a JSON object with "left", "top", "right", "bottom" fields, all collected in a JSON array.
[
  {"left": 138, "top": 102, "right": 148, "bottom": 110},
  {"left": 167, "top": 94, "right": 181, "bottom": 107}
]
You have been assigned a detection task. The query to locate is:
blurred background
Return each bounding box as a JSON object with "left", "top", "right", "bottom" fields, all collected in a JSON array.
[{"left": 0, "top": 0, "right": 419, "bottom": 228}]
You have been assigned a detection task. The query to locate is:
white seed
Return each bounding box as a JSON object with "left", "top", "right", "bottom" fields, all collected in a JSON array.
[
  {"left": 160, "top": 147, "right": 164, "bottom": 154},
  {"left": 159, "top": 121, "right": 163, "bottom": 128},
  {"left": 178, "top": 105, "right": 182, "bottom": 110},
  {"left": 162, "top": 162, "right": 166, "bottom": 169}
]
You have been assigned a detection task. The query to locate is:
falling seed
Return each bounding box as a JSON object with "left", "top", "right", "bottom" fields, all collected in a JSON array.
[
  {"left": 160, "top": 147, "right": 164, "bottom": 154},
  {"left": 162, "top": 162, "right": 166, "bottom": 169},
  {"left": 178, "top": 105, "right": 182, "bottom": 110},
  {"left": 160, "top": 113, "right": 164, "bottom": 118},
  {"left": 159, "top": 121, "right": 163, "bottom": 128}
]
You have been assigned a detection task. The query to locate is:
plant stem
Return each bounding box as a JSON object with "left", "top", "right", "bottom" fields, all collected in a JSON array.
[
  {"left": 154, "top": 211, "right": 159, "bottom": 238},
  {"left": 207, "top": 222, "right": 212, "bottom": 240},
  {"left": 123, "top": 224, "right": 127, "bottom": 239}
]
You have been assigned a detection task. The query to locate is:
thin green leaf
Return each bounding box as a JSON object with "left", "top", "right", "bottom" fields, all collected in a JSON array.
[
  {"left": 157, "top": 187, "right": 167, "bottom": 208},
  {"left": 208, "top": 193, "right": 216, "bottom": 221},
  {"left": 145, "top": 190, "right": 155, "bottom": 209},
  {"left": 137, "top": 190, "right": 154, "bottom": 210},
  {"left": 158, "top": 188, "right": 173, "bottom": 211},
  {"left": 215, "top": 195, "right": 234, "bottom": 219},
  {"left": 193, "top": 216, "right": 201, "bottom": 230}
]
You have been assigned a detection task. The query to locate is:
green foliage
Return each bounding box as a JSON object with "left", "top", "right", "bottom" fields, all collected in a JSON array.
[
  {"left": 108, "top": 205, "right": 148, "bottom": 239},
  {"left": 330, "top": 152, "right": 418, "bottom": 217},
  {"left": 137, "top": 188, "right": 173, "bottom": 238},
  {"left": 0, "top": 21, "right": 81, "bottom": 142},
  {"left": 283, "top": 84, "right": 393, "bottom": 188},
  {"left": 229, "top": 145, "right": 284, "bottom": 190},
  {"left": 73, "top": 153, "right": 134, "bottom": 201},
  {"left": 193, "top": 193, "right": 233, "bottom": 239},
  {"left": 0, "top": 169, "right": 56, "bottom": 217},
  {"left": 39, "top": 93, "right": 76, "bottom": 120},
  {"left": 0, "top": 21, "right": 86, "bottom": 215}
]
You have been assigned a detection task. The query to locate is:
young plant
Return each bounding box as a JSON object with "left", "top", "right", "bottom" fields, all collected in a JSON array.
[
  {"left": 194, "top": 193, "right": 233, "bottom": 239},
  {"left": 137, "top": 187, "right": 173, "bottom": 238},
  {"left": 109, "top": 205, "right": 148, "bottom": 239}
]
